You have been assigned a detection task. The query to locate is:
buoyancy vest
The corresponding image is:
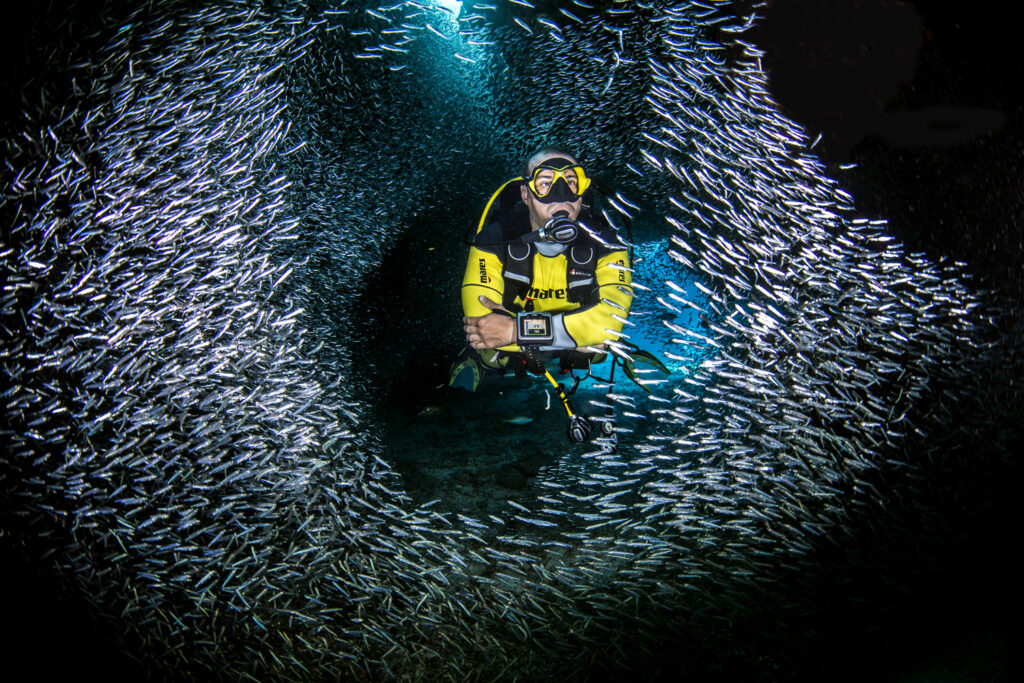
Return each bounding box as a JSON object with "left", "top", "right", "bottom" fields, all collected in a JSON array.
[
  {"left": 472, "top": 177, "right": 628, "bottom": 314},
  {"left": 499, "top": 237, "right": 599, "bottom": 313}
]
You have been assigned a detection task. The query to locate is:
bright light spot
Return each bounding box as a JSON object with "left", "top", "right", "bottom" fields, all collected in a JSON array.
[{"left": 435, "top": 0, "right": 462, "bottom": 18}]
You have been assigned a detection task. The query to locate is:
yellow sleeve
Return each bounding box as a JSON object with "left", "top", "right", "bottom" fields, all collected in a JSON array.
[
  {"left": 461, "top": 246, "right": 505, "bottom": 317},
  {"left": 562, "top": 249, "right": 633, "bottom": 348}
]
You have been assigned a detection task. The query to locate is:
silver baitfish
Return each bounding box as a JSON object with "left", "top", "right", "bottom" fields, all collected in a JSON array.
[{"left": 2, "top": 0, "right": 1020, "bottom": 681}]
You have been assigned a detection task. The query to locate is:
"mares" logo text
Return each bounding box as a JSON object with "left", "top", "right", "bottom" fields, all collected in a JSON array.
[
  {"left": 478, "top": 258, "right": 490, "bottom": 284},
  {"left": 525, "top": 287, "right": 566, "bottom": 300}
]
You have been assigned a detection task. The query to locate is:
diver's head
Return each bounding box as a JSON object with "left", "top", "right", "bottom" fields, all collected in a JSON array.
[{"left": 520, "top": 148, "right": 590, "bottom": 232}]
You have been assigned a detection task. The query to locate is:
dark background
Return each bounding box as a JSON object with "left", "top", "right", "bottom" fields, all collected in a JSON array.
[
  {"left": 752, "top": 2, "right": 1022, "bottom": 679},
  {"left": 751, "top": 0, "right": 1024, "bottom": 304}
]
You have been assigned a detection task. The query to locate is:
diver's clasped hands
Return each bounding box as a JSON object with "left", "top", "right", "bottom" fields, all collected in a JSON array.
[{"left": 463, "top": 296, "right": 515, "bottom": 350}]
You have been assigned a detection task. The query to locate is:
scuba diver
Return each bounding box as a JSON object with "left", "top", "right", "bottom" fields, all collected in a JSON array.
[{"left": 449, "top": 147, "right": 639, "bottom": 443}]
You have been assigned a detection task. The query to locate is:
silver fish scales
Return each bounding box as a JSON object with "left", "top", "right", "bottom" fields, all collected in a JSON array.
[{"left": 2, "top": 0, "right": 1021, "bottom": 681}]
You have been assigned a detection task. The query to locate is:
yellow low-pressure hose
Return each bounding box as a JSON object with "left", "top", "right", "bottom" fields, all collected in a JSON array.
[{"left": 544, "top": 370, "right": 575, "bottom": 418}]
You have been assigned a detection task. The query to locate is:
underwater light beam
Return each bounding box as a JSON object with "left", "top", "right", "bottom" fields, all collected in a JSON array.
[{"left": 434, "top": 0, "right": 463, "bottom": 20}]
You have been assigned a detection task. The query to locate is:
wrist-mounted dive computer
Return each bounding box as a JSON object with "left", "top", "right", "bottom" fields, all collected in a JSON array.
[{"left": 517, "top": 312, "right": 553, "bottom": 346}]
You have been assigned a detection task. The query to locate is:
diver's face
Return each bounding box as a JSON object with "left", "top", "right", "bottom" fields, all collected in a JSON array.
[{"left": 521, "top": 156, "right": 583, "bottom": 231}]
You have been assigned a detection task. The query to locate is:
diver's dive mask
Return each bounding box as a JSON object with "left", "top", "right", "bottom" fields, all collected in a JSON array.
[{"left": 525, "top": 158, "right": 591, "bottom": 204}]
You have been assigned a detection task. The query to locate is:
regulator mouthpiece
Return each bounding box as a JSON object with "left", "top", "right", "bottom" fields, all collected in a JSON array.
[
  {"left": 520, "top": 212, "right": 579, "bottom": 245},
  {"left": 540, "top": 212, "right": 578, "bottom": 244},
  {"left": 567, "top": 414, "right": 593, "bottom": 443}
]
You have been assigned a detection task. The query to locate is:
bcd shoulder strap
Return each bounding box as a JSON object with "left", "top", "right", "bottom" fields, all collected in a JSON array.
[
  {"left": 566, "top": 242, "right": 596, "bottom": 304},
  {"left": 500, "top": 236, "right": 600, "bottom": 312},
  {"left": 501, "top": 242, "right": 533, "bottom": 312}
]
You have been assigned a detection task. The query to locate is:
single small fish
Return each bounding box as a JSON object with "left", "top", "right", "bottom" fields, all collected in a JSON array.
[
  {"left": 416, "top": 405, "right": 447, "bottom": 417},
  {"left": 503, "top": 416, "right": 534, "bottom": 425}
]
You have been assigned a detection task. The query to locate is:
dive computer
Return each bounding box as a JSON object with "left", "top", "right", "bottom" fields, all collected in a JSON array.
[{"left": 517, "top": 312, "right": 554, "bottom": 346}]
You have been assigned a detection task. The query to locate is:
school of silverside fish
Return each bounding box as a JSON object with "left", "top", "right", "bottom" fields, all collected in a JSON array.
[{"left": 2, "top": 0, "right": 1020, "bottom": 679}]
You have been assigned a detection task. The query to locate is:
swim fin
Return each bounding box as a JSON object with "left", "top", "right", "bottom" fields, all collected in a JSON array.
[
  {"left": 448, "top": 348, "right": 483, "bottom": 392},
  {"left": 622, "top": 345, "right": 670, "bottom": 393},
  {"left": 630, "top": 348, "right": 670, "bottom": 375}
]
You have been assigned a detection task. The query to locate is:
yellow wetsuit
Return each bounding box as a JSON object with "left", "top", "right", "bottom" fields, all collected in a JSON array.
[{"left": 461, "top": 222, "right": 633, "bottom": 364}]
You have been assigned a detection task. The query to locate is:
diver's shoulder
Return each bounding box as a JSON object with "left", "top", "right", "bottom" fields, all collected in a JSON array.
[
  {"left": 587, "top": 226, "right": 629, "bottom": 258},
  {"left": 475, "top": 221, "right": 504, "bottom": 244},
  {"left": 471, "top": 222, "right": 507, "bottom": 255}
]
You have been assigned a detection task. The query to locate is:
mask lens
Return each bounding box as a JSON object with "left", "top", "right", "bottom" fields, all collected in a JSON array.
[
  {"left": 529, "top": 164, "right": 589, "bottom": 200},
  {"left": 561, "top": 168, "right": 579, "bottom": 194},
  {"left": 532, "top": 169, "right": 556, "bottom": 197}
]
